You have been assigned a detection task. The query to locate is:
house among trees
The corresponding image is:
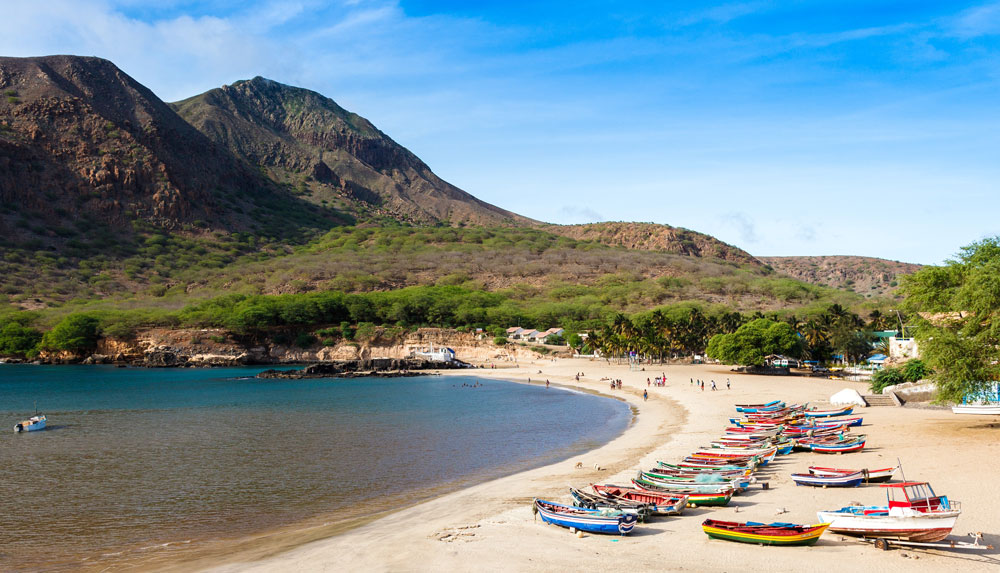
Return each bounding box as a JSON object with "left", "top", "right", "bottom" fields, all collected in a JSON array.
[
  {"left": 504, "top": 326, "right": 565, "bottom": 344},
  {"left": 765, "top": 354, "right": 799, "bottom": 368},
  {"left": 537, "top": 327, "right": 565, "bottom": 343},
  {"left": 411, "top": 343, "right": 456, "bottom": 363}
]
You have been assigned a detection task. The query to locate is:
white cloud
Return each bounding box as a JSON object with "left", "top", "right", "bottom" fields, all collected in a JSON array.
[{"left": 950, "top": 2, "right": 1000, "bottom": 38}]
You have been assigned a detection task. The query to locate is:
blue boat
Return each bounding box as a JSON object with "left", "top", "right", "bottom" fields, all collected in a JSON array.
[
  {"left": 735, "top": 400, "right": 784, "bottom": 413},
  {"left": 803, "top": 406, "right": 853, "bottom": 418},
  {"left": 533, "top": 498, "right": 638, "bottom": 535},
  {"left": 791, "top": 470, "right": 865, "bottom": 487}
]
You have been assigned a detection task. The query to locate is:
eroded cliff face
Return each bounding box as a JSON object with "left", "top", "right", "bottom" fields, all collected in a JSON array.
[{"left": 43, "top": 327, "right": 549, "bottom": 367}]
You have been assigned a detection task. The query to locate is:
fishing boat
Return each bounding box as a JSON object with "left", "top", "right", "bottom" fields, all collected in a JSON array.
[
  {"left": 816, "top": 482, "right": 961, "bottom": 542},
  {"left": 809, "top": 466, "right": 897, "bottom": 483},
  {"left": 532, "top": 498, "right": 638, "bottom": 535},
  {"left": 639, "top": 470, "right": 750, "bottom": 492},
  {"left": 952, "top": 404, "right": 1000, "bottom": 415},
  {"left": 804, "top": 406, "right": 854, "bottom": 418},
  {"left": 735, "top": 400, "right": 784, "bottom": 413},
  {"left": 810, "top": 437, "right": 866, "bottom": 454},
  {"left": 631, "top": 478, "right": 733, "bottom": 506},
  {"left": 590, "top": 484, "right": 687, "bottom": 516},
  {"left": 702, "top": 519, "right": 831, "bottom": 546},
  {"left": 791, "top": 470, "right": 865, "bottom": 487},
  {"left": 636, "top": 472, "right": 740, "bottom": 494},
  {"left": 14, "top": 414, "right": 46, "bottom": 433},
  {"left": 569, "top": 487, "right": 651, "bottom": 520}
]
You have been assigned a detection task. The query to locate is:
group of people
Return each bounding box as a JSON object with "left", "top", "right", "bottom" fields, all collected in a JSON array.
[
  {"left": 689, "top": 377, "right": 731, "bottom": 391},
  {"left": 646, "top": 374, "right": 666, "bottom": 387},
  {"left": 609, "top": 379, "right": 623, "bottom": 390}
]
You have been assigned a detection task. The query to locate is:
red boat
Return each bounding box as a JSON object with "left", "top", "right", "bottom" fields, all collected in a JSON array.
[{"left": 590, "top": 484, "right": 688, "bottom": 515}]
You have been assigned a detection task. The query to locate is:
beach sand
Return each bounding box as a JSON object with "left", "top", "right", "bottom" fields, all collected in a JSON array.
[{"left": 188, "top": 359, "right": 999, "bottom": 573}]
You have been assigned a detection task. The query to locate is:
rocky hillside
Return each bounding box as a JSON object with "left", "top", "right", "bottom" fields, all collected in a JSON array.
[
  {"left": 546, "top": 222, "right": 763, "bottom": 266},
  {"left": 0, "top": 56, "right": 337, "bottom": 247},
  {"left": 760, "top": 256, "right": 922, "bottom": 297},
  {"left": 171, "top": 77, "right": 532, "bottom": 227}
]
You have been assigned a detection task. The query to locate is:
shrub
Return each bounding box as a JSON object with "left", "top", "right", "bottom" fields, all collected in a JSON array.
[
  {"left": 901, "top": 359, "right": 930, "bottom": 383},
  {"left": 41, "top": 314, "right": 100, "bottom": 353},
  {"left": 295, "top": 332, "right": 317, "bottom": 348},
  {"left": 870, "top": 367, "right": 905, "bottom": 394},
  {"left": 493, "top": 336, "right": 508, "bottom": 346}
]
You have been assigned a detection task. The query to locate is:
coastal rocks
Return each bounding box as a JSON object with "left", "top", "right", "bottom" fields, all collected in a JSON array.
[{"left": 257, "top": 358, "right": 465, "bottom": 379}]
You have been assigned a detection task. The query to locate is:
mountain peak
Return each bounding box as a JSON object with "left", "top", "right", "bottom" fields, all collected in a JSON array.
[{"left": 172, "top": 78, "right": 532, "bottom": 226}]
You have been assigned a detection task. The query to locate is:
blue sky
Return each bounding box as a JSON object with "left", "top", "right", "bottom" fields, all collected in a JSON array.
[{"left": 4, "top": 1, "right": 1000, "bottom": 264}]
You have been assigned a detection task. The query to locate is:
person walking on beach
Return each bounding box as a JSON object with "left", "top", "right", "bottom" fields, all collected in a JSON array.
[
  {"left": 711, "top": 380, "right": 717, "bottom": 391},
  {"left": 546, "top": 380, "right": 550, "bottom": 388},
  {"left": 643, "top": 389, "right": 648, "bottom": 401},
  {"left": 726, "top": 378, "right": 731, "bottom": 390}
]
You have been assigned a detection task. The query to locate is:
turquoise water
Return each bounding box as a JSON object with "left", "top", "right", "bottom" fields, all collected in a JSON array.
[{"left": 0, "top": 365, "right": 629, "bottom": 571}]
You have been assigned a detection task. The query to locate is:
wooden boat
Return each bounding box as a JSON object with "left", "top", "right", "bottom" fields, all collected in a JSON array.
[
  {"left": 804, "top": 406, "right": 854, "bottom": 418},
  {"left": 816, "top": 482, "right": 961, "bottom": 542},
  {"left": 13, "top": 414, "right": 46, "bottom": 433},
  {"left": 569, "top": 487, "right": 651, "bottom": 520},
  {"left": 640, "top": 470, "right": 750, "bottom": 491},
  {"left": 533, "top": 498, "right": 638, "bottom": 535},
  {"left": 655, "top": 462, "right": 752, "bottom": 477},
  {"left": 735, "top": 400, "right": 784, "bottom": 413},
  {"left": 702, "top": 519, "right": 830, "bottom": 546},
  {"left": 787, "top": 416, "right": 863, "bottom": 429},
  {"left": 590, "top": 484, "right": 687, "bottom": 516},
  {"left": 809, "top": 465, "right": 897, "bottom": 483},
  {"left": 631, "top": 478, "right": 733, "bottom": 506},
  {"left": 791, "top": 470, "right": 865, "bottom": 487},
  {"left": 636, "top": 472, "right": 740, "bottom": 494},
  {"left": 811, "top": 437, "right": 866, "bottom": 454},
  {"left": 952, "top": 404, "right": 1000, "bottom": 415}
]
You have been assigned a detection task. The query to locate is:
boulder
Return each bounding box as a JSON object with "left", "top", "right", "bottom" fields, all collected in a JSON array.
[{"left": 830, "top": 388, "right": 867, "bottom": 407}]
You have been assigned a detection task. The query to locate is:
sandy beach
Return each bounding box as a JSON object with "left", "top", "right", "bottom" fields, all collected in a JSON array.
[{"left": 187, "top": 358, "right": 999, "bottom": 573}]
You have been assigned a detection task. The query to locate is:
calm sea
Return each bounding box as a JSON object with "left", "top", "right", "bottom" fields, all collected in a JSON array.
[{"left": 0, "top": 365, "right": 629, "bottom": 571}]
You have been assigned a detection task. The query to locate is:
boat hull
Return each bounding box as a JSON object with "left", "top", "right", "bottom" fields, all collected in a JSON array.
[
  {"left": 702, "top": 520, "right": 830, "bottom": 546},
  {"left": 816, "top": 507, "right": 958, "bottom": 542},
  {"left": 534, "top": 499, "right": 638, "bottom": 535},
  {"left": 14, "top": 415, "right": 46, "bottom": 433},
  {"left": 952, "top": 404, "right": 1000, "bottom": 415},
  {"left": 791, "top": 471, "right": 864, "bottom": 487}
]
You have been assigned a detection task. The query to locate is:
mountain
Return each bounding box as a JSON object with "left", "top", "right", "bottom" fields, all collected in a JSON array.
[
  {"left": 170, "top": 77, "right": 531, "bottom": 227},
  {"left": 0, "top": 55, "right": 338, "bottom": 249},
  {"left": 760, "top": 256, "right": 922, "bottom": 297},
  {"left": 544, "top": 222, "right": 763, "bottom": 266}
]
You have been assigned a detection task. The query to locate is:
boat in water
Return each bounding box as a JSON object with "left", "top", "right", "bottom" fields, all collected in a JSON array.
[
  {"left": 702, "top": 519, "right": 830, "bottom": 546},
  {"left": 14, "top": 414, "right": 46, "bottom": 433},
  {"left": 817, "top": 481, "right": 961, "bottom": 542}
]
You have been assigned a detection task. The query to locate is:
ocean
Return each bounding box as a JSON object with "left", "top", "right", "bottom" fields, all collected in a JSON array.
[{"left": 0, "top": 365, "right": 629, "bottom": 571}]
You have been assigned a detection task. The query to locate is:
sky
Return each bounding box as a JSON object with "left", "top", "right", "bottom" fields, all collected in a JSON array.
[{"left": 3, "top": 1, "right": 1000, "bottom": 265}]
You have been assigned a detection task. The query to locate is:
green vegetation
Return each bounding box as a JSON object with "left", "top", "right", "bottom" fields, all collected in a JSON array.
[
  {"left": 901, "top": 236, "right": 1000, "bottom": 401},
  {"left": 40, "top": 314, "right": 100, "bottom": 353},
  {"left": 706, "top": 318, "right": 803, "bottom": 367},
  {"left": 869, "top": 359, "right": 929, "bottom": 394}
]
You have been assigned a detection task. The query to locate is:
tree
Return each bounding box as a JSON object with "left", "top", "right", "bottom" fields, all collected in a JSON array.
[
  {"left": 0, "top": 322, "right": 42, "bottom": 357},
  {"left": 40, "top": 314, "right": 100, "bottom": 353},
  {"left": 901, "top": 236, "right": 1000, "bottom": 401},
  {"left": 706, "top": 318, "right": 803, "bottom": 367}
]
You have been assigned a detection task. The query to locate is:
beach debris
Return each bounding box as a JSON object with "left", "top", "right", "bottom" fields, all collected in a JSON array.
[
  {"left": 775, "top": 507, "right": 788, "bottom": 515},
  {"left": 576, "top": 530, "right": 585, "bottom": 538},
  {"left": 575, "top": 462, "right": 583, "bottom": 469},
  {"left": 594, "top": 464, "right": 603, "bottom": 471}
]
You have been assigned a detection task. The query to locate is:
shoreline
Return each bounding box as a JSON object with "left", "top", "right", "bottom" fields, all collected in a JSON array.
[
  {"left": 136, "top": 359, "right": 671, "bottom": 572},
  {"left": 183, "top": 358, "right": 999, "bottom": 573}
]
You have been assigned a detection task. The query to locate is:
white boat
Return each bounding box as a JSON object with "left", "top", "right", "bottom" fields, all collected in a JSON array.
[
  {"left": 952, "top": 404, "right": 1000, "bottom": 415},
  {"left": 817, "top": 482, "right": 960, "bottom": 542},
  {"left": 14, "top": 414, "right": 46, "bottom": 433}
]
